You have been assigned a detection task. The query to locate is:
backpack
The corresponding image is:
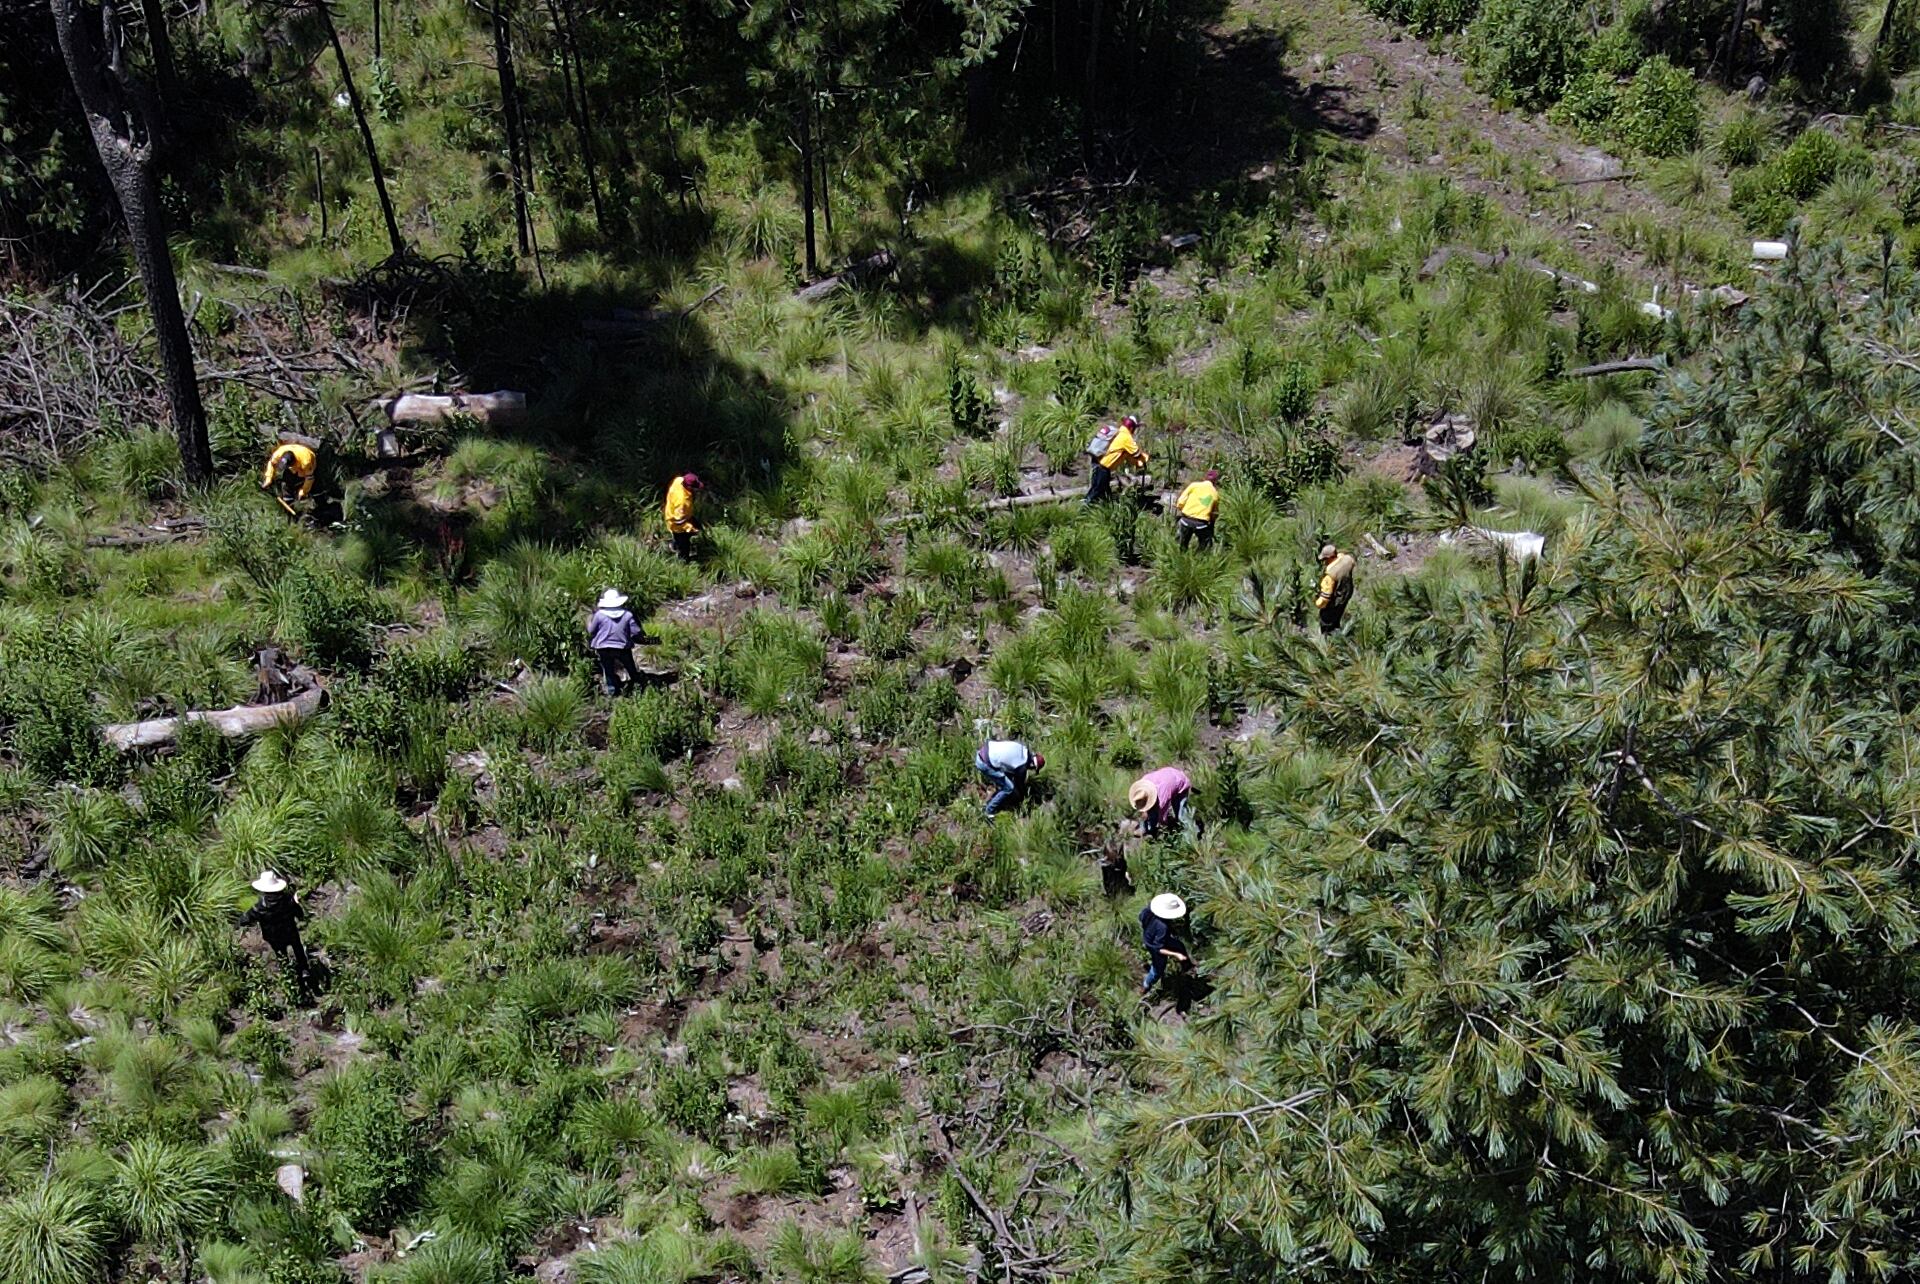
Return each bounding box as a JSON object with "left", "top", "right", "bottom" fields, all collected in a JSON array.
[{"left": 1085, "top": 423, "right": 1119, "bottom": 459}]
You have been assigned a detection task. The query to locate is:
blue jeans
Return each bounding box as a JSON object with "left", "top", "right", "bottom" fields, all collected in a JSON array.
[
  {"left": 975, "top": 757, "right": 1026, "bottom": 817},
  {"left": 1143, "top": 793, "right": 1192, "bottom": 837},
  {"left": 1143, "top": 954, "right": 1165, "bottom": 991}
]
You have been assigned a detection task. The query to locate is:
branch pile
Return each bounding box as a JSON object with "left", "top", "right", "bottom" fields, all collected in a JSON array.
[{"left": 0, "top": 279, "right": 166, "bottom": 465}]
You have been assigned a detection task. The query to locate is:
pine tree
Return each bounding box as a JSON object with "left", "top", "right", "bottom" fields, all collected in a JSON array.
[{"left": 1092, "top": 245, "right": 1920, "bottom": 1284}]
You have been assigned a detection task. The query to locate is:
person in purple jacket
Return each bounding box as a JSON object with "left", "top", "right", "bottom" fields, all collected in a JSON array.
[
  {"left": 588, "top": 588, "right": 646, "bottom": 696},
  {"left": 1129, "top": 765, "right": 1193, "bottom": 837}
]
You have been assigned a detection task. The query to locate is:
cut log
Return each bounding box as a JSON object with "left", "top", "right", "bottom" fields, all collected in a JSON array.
[
  {"left": 795, "top": 250, "right": 898, "bottom": 302},
  {"left": 1563, "top": 356, "right": 1667, "bottom": 379},
  {"left": 377, "top": 390, "right": 528, "bottom": 429},
  {"left": 102, "top": 680, "right": 327, "bottom": 751}
]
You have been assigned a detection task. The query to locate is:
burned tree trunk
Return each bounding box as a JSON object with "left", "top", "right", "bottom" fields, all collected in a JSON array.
[
  {"left": 315, "top": 0, "right": 405, "bottom": 260},
  {"left": 49, "top": 0, "right": 212, "bottom": 484},
  {"left": 798, "top": 88, "right": 819, "bottom": 278},
  {"left": 137, "top": 0, "right": 182, "bottom": 127}
]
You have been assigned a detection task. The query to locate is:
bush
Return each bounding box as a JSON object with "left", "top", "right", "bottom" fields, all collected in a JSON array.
[
  {"left": 1, "top": 671, "right": 119, "bottom": 786},
  {"left": 309, "top": 1065, "right": 425, "bottom": 1231},
  {"left": 1270, "top": 362, "right": 1316, "bottom": 425},
  {"left": 1366, "top": 0, "right": 1479, "bottom": 35},
  {"left": 1730, "top": 169, "right": 1792, "bottom": 234},
  {"left": 654, "top": 1064, "right": 729, "bottom": 1145},
  {"left": 1550, "top": 70, "right": 1619, "bottom": 140},
  {"left": 607, "top": 688, "right": 712, "bottom": 760},
  {"left": 1771, "top": 128, "right": 1846, "bottom": 200},
  {"left": 1238, "top": 427, "right": 1341, "bottom": 507},
  {"left": 1716, "top": 109, "right": 1770, "bottom": 168},
  {"left": 1613, "top": 57, "right": 1700, "bottom": 158},
  {"left": 1466, "top": 0, "right": 1586, "bottom": 109},
  {"left": 276, "top": 561, "right": 378, "bottom": 669}
]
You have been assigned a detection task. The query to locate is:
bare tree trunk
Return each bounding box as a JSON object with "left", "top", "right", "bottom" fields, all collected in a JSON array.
[
  {"left": 1083, "top": 0, "right": 1104, "bottom": 156},
  {"left": 49, "top": 0, "right": 212, "bottom": 484},
  {"left": 1714, "top": 0, "right": 1751, "bottom": 84},
  {"left": 315, "top": 0, "right": 404, "bottom": 259},
  {"left": 818, "top": 108, "right": 832, "bottom": 243},
  {"left": 491, "top": 0, "right": 530, "bottom": 254},
  {"left": 372, "top": 0, "right": 381, "bottom": 58},
  {"left": 138, "top": 0, "right": 182, "bottom": 126},
  {"left": 543, "top": 0, "right": 604, "bottom": 237},
  {"left": 798, "top": 88, "right": 818, "bottom": 277}
]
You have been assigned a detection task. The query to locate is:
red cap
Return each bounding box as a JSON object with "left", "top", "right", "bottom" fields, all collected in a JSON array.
[
  {"left": 1122, "top": 415, "right": 1139, "bottom": 430},
  {"left": 682, "top": 473, "right": 705, "bottom": 489},
  {"left": 1031, "top": 753, "right": 1045, "bottom": 770},
  {"left": 1205, "top": 468, "right": 1220, "bottom": 481}
]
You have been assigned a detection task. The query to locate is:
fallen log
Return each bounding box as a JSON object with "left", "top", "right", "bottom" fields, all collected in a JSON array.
[
  {"left": 1563, "top": 356, "right": 1666, "bottom": 379},
  {"left": 275, "top": 430, "right": 324, "bottom": 449},
  {"left": 795, "top": 250, "right": 898, "bottom": 302},
  {"left": 376, "top": 390, "right": 528, "bottom": 429},
  {"left": 102, "top": 680, "right": 327, "bottom": 751},
  {"left": 1421, "top": 245, "right": 1671, "bottom": 319}
]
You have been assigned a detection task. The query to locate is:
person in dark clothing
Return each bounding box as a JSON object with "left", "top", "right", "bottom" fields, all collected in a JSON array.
[
  {"left": 239, "top": 869, "right": 311, "bottom": 989},
  {"left": 1140, "top": 892, "right": 1189, "bottom": 993}
]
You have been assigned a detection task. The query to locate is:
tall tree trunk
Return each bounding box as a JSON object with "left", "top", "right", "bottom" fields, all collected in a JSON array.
[
  {"left": 315, "top": 0, "right": 404, "bottom": 259},
  {"left": 372, "top": 0, "right": 381, "bottom": 58},
  {"left": 798, "top": 88, "right": 818, "bottom": 277},
  {"left": 1713, "top": 0, "right": 1751, "bottom": 84},
  {"left": 138, "top": 0, "right": 182, "bottom": 127},
  {"left": 818, "top": 107, "right": 832, "bottom": 243},
  {"left": 544, "top": 0, "right": 604, "bottom": 236},
  {"left": 491, "top": 0, "right": 530, "bottom": 254},
  {"left": 1082, "top": 0, "right": 1104, "bottom": 157},
  {"left": 50, "top": 0, "right": 211, "bottom": 484}
]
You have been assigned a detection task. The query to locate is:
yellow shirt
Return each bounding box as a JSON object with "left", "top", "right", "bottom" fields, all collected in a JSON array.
[
  {"left": 1099, "top": 425, "right": 1148, "bottom": 471},
  {"left": 262, "top": 443, "right": 316, "bottom": 499},
  {"left": 664, "top": 477, "right": 698, "bottom": 533},
  {"left": 1176, "top": 480, "right": 1219, "bottom": 522},
  {"left": 1316, "top": 554, "right": 1355, "bottom": 609}
]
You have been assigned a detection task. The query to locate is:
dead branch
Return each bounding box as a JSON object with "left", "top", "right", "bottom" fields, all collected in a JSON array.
[
  {"left": 1563, "top": 356, "right": 1667, "bottom": 378},
  {"left": 795, "top": 250, "right": 898, "bottom": 302}
]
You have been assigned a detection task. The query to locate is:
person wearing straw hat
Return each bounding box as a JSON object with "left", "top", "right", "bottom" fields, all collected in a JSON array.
[
  {"left": 588, "top": 588, "right": 646, "bottom": 697},
  {"left": 1315, "top": 543, "right": 1355, "bottom": 634},
  {"left": 1129, "top": 765, "right": 1192, "bottom": 837},
  {"left": 1174, "top": 469, "right": 1221, "bottom": 551},
  {"left": 1140, "top": 892, "right": 1190, "bottom": 993},
  {"left": 238, "top": 869, "right": 311, "bottom": 988},
  {"left": 974, "top": 738, "right": 1043, "bottom": 819},
  {"left": 664, "top": 472, "right": 706, "bottom": 561}
]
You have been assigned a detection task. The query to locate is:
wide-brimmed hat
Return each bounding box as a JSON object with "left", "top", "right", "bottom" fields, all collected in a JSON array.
[
  {"left": 1149, "top": 892, "right": 1187, "bottom": 920},
  {"left": 251, "top": 869, "right": 287, "bottom": 893},
  {"left": 1129, "top": 780, "right": 1156, "bottom": 813},
  {"left": 1318, "top": 543, "right": 1338, "bottom": 561},
  {"left": 597, "top": 588, "right": 629, "bottom": 609}
]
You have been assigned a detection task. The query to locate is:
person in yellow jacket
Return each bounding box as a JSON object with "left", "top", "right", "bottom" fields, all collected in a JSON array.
[
  {"left": 260, "top": 442, "right": 317, "bottom": 508},
  {"left": 1315, "top": 543, "right": 1356, "bottom": 633},
  {"left": 664, "top": 472, "right": 705, "bottom": 561},
  {"left": 1085, "top": 415, "right": 1148, "bottom": 504},
  {"left": 1175, "top": 469, "right": 1221, "bottom": 551}
]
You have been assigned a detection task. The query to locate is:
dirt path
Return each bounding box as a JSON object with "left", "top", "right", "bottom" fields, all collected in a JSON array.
[{"left": 1246, "top": 0, "right": 1718, "bottom": 287}]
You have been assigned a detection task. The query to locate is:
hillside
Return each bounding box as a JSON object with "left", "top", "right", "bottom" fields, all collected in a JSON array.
[{"left": 6, "top": 0, "right": 1920, "bottom": 1282}]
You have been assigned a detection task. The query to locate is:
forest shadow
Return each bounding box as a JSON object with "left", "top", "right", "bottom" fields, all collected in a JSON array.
[{"left": 333, "top": 259, "right": 794, "bottom": 571}]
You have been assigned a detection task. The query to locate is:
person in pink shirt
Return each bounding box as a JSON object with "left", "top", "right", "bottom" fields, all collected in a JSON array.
[{"left": 1129, "top": 765, "right": 1192, "bottom": 837}]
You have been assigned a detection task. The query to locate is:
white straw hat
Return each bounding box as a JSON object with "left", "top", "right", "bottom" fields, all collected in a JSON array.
[
  {"left": 251, "top": 869, "right": 288, "bottom": 893},
  {"left": 1149, "top": 892, "right": 1187, "bottom": 920},
  {"left": 597, "top": 588, "right": 629, "bottom": 609}
]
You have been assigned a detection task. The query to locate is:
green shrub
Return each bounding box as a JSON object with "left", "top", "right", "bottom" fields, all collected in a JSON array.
[
  {"left": 1466, "top": 0, "right": 1586, "bottom": 109},
  {"left": 1270, "top": 362, "right": 1316, "bottom": 425},
  {"left": 1730, "top": 168, "right": 1792, "bottom": 233},
  {"left": 946, "top": 351, "right": 991, "bottom": 436},
  {"left": 1366, "top": 0, "right": 1479, "bottom": 34},
  {"left": 1238, "top": 427, "right": 1341, "bottom": 507},
  {"left": 1550, "top": 70, "right": 1618, "bottom": 140},
  {"left": 1717, "top": 109, "right": 1771, "bottom": 168},
  {"left": 607, "top": 688, "right": 712, "bottom": 760},
  {"left": 1614, "top": 57, "right": 1700, "bottom": 158},
  {"left": 654, "top": 1064, "right": 729, "bottom": 1144},
  {"left": 309, "top": 1064, "right": 425, "bottom": 1231},
  {"left": 276, "top": 561, "right": 377, "bottom": 669},
  {"left": 1771, "top": 128, "right": 1846, "bottom": 199}
]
